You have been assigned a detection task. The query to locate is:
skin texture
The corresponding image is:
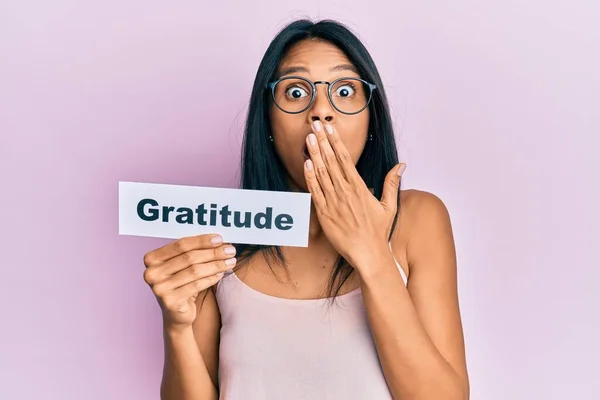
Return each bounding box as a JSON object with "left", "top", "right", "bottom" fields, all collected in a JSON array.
[
  {"left": 302, "top": 119, "right": 469, "bottom": 399},
  {"left": 148, "top": 39, "right": 469, "bottom": 400},
  {"left": 270, "top": 39, "right": 369, "bottom": 194}
]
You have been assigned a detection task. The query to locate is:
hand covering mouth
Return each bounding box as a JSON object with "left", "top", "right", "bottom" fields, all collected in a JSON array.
[{"left": 302, "top": 142, "right": 310, "bottom": 160}]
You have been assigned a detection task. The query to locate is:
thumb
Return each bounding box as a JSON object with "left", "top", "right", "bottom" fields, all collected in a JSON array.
[{"left": 380, "top": 163, "right": 406, "bottom": 212}]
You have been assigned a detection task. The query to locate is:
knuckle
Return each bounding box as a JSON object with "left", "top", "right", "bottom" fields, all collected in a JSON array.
[
  {"left": 181, "top": 251, "right": 193, "bottom": 265},
  {"left": 312, "top": 184, "right": 323, "bottom": 197},
  {"left": 177, "top": 302, "right": 191, "bottom": 313},
  {"left": 174, "top": 237, "right": 189, "bottom": 254},
  {"left": 143, "top": 252, "right": 156, "bottom": 267},
  {"left": 173, "top": 239, "right": 184, "bottom": 254},
  {"left": 339, "top": 151, "right": 351, "bottom": 164},
  {"left": 190, "top": 264, "right": 202, "bottom": 276},
  {"left": 175, "top": 301, "right": 187, "bottom": 313},
  {"left": 143, "top": 268, "right": 156, "bottom": 284},
  {"left": 315, "top": 206, "right": 328, "bottom": 216},
  {"left": 152, "top": 283, "right": 166, "bottom": 298},
  {"left": 325, "top": 153, "right": 337, "bottom": 165},
  {"left": 316, "top": 165, "right": 328, "bottom": 177},
  {"left": 341, "top": 187, "right": 353, "bottom": 199},
  {"left": 199, "top": 234, "right": 214, "bottom": 248}
]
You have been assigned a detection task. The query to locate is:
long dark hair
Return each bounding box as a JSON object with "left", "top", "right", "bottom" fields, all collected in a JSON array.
[{"left": 233, "top": 19, "right": 401, "bottom": 299}]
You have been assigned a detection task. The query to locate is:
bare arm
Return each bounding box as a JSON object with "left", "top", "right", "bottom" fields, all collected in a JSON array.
[
  {"left": 298, "top": 120, "right": 468, "bottom": 398},
  {"left": 359, "top": 191, "right": 469, "bottom": 400},
  {"left": 161, "top": 289, "right": 221, "bottom": 400},
  {"left": 142, "top": 234, "right": 232, "bottom": 400}
]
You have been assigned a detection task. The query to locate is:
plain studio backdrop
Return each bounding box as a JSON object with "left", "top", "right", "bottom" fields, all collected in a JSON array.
[{"left": 1, "top": 1, "right": 598, "bottom": 399}]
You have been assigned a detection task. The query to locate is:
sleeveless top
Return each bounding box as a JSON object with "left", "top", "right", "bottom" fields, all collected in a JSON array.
[{"left": 215, "top": 257, "right": 408, "bottom": 400}]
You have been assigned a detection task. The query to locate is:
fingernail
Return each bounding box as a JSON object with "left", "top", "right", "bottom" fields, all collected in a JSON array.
[
  {"left": 397, "top": 164, "right": 406, "bottom": 176},
  {"left": 325, "top": 125, "right": 333, "bottom": 135},
  {"left": 306, "top": 159, "right": 313, "bottom": 171},
  {"left": 224, "top": 246, "right": 236, "bottom": 255},
  {"left": 225, "top": 257, "right": 237, "bottom": 266},
  {"left": 211, "top": 235, "right": 223, "bottom": 244},
  {"left": 312, "top": 120, "right": 322, "bottom": 132},
  {"left": 308, "top": 134, "right": 317, "bottom": 146}
]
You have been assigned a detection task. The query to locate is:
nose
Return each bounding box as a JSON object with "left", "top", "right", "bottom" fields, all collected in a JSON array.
[{"left": 307, "top": 83, "right": 335, "bottom": 123}]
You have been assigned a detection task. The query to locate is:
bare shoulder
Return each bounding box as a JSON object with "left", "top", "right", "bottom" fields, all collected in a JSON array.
[
  {"left": 393, "top": 189, "right": 455, "bottom": 273},
  {"left": 395, "top": 189, "right": 468, "bottom": 394},
  {"left": 399, "top": 188, "right": 451, "bottom": 223}
]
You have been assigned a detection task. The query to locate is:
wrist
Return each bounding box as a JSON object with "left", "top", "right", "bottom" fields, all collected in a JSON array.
[
  {"left": 163, "top": 321, "right": 194, "bottom": 338},
  {"left": 346, "top": 239, "right": 388, "bottom": 267},
  {"left": 354, "top": 246, "right": 397, "bottom": 282}
]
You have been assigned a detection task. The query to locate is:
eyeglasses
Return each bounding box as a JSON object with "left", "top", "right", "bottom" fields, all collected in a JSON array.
[{"left": 266, "top": 76, "right": 377, "bottom": 115}]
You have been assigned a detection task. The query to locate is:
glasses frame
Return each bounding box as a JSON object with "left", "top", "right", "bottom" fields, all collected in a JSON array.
[{"left": 266, "top": 76, "right": 377, "bottom": 115}]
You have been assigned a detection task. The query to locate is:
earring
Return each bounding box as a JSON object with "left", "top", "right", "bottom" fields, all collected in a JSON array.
[
  {"left": 368, "top": 134, "right": 373, "bottom": 141},
  {"left": 269, "top": 135, "right": 274, "bottom": 143}
]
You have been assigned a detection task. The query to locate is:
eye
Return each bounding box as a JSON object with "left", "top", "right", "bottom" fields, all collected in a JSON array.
[
  {"left": 286, "top": 86, "right": 309, "bottom": 99},
  {"left": 334, "top": 84, "right": 355, "bottom": 98}
]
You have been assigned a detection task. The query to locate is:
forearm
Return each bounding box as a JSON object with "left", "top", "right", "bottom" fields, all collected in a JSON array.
[
  {"left": 161, "top": 325, "right": 218, "bottom": 400},
  {"left": 359, "top": 254, "right": 467, "bottom": 400}
]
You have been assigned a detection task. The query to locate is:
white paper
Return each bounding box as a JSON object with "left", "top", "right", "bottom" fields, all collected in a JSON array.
[{"left": 118, "top": 181, "right": 312, "bottom": 247}]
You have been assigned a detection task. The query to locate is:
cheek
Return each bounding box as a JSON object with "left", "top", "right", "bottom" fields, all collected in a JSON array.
[
  {"left": 269, "top": 111, "right": 303, "bottom": 162},
  {"left": 348, "top": 138, "right": 367, "bottom": 164},
  {"left": 344, "top": 116, "right": 370, "bottom": 163},
  {"left": 270, "top": 108, "right": 299, "bottom": 141}
]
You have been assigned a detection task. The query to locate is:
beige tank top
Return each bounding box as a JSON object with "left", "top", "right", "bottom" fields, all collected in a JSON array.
[{"left": 215, "top": 259, "right": 408, "bottom": 400}]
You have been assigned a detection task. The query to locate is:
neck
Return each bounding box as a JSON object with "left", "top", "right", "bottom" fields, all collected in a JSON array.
[
  {"left": 284, "top": 177, "right": 324, "bottom": 239},
  {"left": 308, "top": 202, "right": 325, "bottom": 239}
]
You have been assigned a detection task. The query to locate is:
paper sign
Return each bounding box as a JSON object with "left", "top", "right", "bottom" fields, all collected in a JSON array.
[{"left": 118, "top": 181, "right": 312, "bottom": 247}]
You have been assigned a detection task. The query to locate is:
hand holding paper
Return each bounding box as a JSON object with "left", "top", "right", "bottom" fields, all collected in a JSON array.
[{"left": 143, "top": 233, "right": 235, "bottom": 328}]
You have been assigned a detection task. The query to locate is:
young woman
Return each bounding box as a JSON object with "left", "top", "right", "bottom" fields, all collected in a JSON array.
[{"left": 143, "top": 19, "right": 469, "bottom": 400}]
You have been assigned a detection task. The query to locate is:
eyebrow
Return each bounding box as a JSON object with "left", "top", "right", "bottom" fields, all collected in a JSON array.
[{"left": 277, "top": 63, "right": 359, "bottom": 78}]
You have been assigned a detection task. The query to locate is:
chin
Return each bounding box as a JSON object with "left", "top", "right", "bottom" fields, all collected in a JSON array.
[
  {"left": 292, "top": 181, "right": 310, "bottom": 193},
  {"left": 286, "top": 171, "right": 309, "bottom": 193}
]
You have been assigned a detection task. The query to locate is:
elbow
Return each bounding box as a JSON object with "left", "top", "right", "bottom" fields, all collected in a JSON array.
[
  {"left": 451, "top": 375, "right": 470, "bottom": 400},
  {"left": 460, "top": 382, "right": 470, "bottom": 400},
  {"left": 423, "top": 373, "right": 469, "bottom": 400},
  {"left": 445, "top": 370, "right": 469, "bottom": 400},
  {"left": 441, "top": 363, "right": 469, "bottom": 400},
  {"left": 432, "top": 383, "right": 469, "bottom": 400},
  {"left": 400, "top": 379, "right": 468, "bottom": 400}
]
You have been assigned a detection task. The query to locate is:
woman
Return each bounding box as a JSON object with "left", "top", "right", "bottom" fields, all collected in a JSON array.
[{"left": 143, "top": 19, "right": 469, "bottom": 400}]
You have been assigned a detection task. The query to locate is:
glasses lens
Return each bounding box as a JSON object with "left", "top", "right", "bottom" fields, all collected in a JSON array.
[
  {"left": 273, "top": 78, "right": 313, "bottom": 113},
  {"left": 330, "top": 78, "right": 370, "bottom": 114}
]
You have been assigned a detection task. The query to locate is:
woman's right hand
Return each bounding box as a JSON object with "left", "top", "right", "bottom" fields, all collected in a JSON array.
[{"left": 143, "top": 234, "right": 236, "bottom": 329}]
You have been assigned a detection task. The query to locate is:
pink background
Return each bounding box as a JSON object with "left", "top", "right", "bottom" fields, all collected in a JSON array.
[{"left": 1, "top": 1, "right": 598, "bottom": 399}]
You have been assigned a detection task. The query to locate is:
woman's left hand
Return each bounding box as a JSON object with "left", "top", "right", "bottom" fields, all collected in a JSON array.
[{"left": 303, "top": 121, "right": 406, "bottom": 271}]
